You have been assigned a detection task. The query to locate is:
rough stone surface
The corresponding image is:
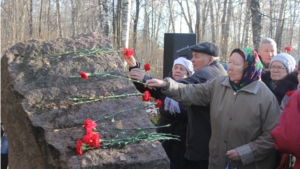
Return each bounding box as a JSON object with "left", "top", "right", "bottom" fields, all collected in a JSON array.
[{"left": 1, "top": 32, "right": 169, "bottom": 169}]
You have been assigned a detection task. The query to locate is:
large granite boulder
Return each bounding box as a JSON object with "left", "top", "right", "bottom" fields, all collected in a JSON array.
[{"left": 1, "top": 32, "right": 169, "bottom": 169}]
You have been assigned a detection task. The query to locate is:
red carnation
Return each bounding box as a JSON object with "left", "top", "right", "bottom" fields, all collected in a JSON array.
[
  {"left": 143, "top": 90, "right": 151, "bottom": 101},
  {"left": 84, "top": 119, "right": 97, "bottom": 130},
  {"left": 144, "top": 63, "right": 151, "bottom": 72},
  {"left": 286, "top": 91, "right": 294, "bottom": 96},
  {"left": 76, "top": 140, "right": 84, "bottom": 155},
  {"left": 122, "top": 48, "right": 135, "bottom": 57},
  {"left": 83, "top": 132, "right": 100, "bottom": 148},
  {"left": 80, "top": 71, "right": 88, "bottom": 79},
  {"left": 284, "top": 46, "right": 292, "bottom": 52},
  {"left": 155, "top": 99, "right": 162, "bottom": 108}
]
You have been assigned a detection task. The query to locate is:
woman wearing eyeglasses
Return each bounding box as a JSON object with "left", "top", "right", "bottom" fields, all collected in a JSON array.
[
  {"left": 261, "top": 53, "right": 297, "bottom": 105},
  {"left": 145, "top": 48, "right": 281, "bottom": 169}
]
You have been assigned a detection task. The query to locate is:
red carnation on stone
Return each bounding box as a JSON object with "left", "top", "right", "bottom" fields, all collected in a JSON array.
[
  {"left": 284, "top": 46, "right": 292, "bottom": 52},
  {"left": 76, "top": 140, "right": 84, "bottom": 155},
  {"left": 286, "top": 91, "right": 294, "bottom": 96},
  {"left": 155, "top": 99, "right": 162, "bottom": 108},
  {"left": 143, "top": 90, "right": 151, "bottom": 101},
  {"left": 144, "top": 63, "right": 151, "bottom": 72},
  {"left": 83, "top": 133, "right": 100, "bottom": 148},
  {"left": 84, "top": 119, "right": 97, "bottom": 131},
  {"left": 80, "top": 71, "right": 88, "bottom": 79},
  {"left": 122, "top": 48, "right": 135, "bottom": 58}
]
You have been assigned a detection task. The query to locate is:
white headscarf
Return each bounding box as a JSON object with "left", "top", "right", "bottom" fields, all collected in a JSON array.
[{"left": 173, "top": 57, "right": 194, "bottom": 76}]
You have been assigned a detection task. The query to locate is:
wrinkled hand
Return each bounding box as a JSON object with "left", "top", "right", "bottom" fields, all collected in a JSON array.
[
  {"left": 123, "top": 55, "right": 137, "bottom": 67},
  {"left": 129, "top": 68, "right": 145, "bottom": 82},
  {"left": 146, "top": 79, "right": 168, "bottom": 89},
  {"left": 226, "top": 149, "right": 241, "bottom": 161}
]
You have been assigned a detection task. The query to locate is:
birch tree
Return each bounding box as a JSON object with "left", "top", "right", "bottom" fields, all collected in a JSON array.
[{"left": 122, "top": 0, "right": 131, "bottom": 48}]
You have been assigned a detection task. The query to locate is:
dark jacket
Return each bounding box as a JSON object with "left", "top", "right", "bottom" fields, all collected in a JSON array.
[
  {"left": 178, "top": 59, "right": 227, "bottom": 161},
  {"left": 261, "top": 70, "right": 298, "bottom": 104}
]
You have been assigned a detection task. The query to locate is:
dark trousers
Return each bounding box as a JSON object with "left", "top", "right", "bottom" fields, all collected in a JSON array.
[
  {"left": 182, "top": 158, "right": 209, "bottom": 169},
  {"left": 1, "top": 154, "right": 8, "bottom": 169},
  {"left": 157, "top": 118, "right": 188, "bottom": 169}
]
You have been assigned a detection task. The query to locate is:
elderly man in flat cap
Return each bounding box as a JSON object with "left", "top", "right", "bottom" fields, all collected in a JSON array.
[{"left": 178, "top": 42, "right": 227, "bottom": 169}]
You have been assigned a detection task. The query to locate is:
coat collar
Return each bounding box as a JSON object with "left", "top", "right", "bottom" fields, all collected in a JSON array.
[{"left": 221, "top": 76, "right": 261, "bottom": 94}]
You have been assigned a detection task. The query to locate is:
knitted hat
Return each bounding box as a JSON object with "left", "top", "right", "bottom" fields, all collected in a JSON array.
[
  {"left": 270, "top": 53, "right": 296, "bottom": 73},
  {"left": 173, "top": 57, "right": 194, "bottom": 76},
  {"left": 189, "top": 42, "right": 219, "bottom": 57}
]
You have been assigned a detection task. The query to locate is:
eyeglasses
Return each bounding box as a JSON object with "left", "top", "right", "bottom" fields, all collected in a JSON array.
[{"left": 270, "top": 66, "right": 287, "bottom": 71}]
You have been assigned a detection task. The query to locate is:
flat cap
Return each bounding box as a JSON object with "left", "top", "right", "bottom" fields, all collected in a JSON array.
[{"left": 190, "top": 42, "right": 219, "bottom": 57}]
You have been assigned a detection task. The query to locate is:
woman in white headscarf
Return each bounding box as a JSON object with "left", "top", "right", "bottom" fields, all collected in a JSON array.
[{"left": 124, "top": 56, "right": 194, "bottom": 169}]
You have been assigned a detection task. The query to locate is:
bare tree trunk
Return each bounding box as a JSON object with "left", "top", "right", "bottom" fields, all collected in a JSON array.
[
  {"left": 288, "top": 0, "right": 298, "bottom": 48},
  {"left": 102, "top": 0, "right": 109, "bottom": 37},
  {"left": 269, "top": 0, "right": 273, "bottom": 37},
  {"left": 116, "top": 0, "right": 122, "bottom": 47},
  {"left": 21, "top": 0, "right": 27, "bottom": 41},
  {"left": 133, "top": 0, "right": 140, "bottom": 49},
  {"left": 201, "top": 1, "right": 209, "bottom": 41},
  {"left": 29, "top": 0, "right": 33, "bottom": 36},
  {"left": 275, "top": 0, "right": 287, "bottom": 49},
  {"left": 56, "top": 0, "right": 63, "bottom": 38},
  {"left": 47, "top": 0, "right": 51, "bottom": 40},
  {"left": 242, "top": 3, "right": 251, "bottom": 47},
  {"left": 39, "top": 0, "right": 43, "bottom": 38},
  {"left": 194, "top": 0, "right": 200, "bottom": 40},
  {"left": 121, "top": 0, "right": 131, "bottom": 48},
  {"left": 209, "top": 0, "right": 216, "bottom": 43},
  {"left": 168, "top": 0, "right": 175, "bottom": 32},
  {"left": 70, "top": 0, "right": 77, "bottom": 36},
  {"left": 143, "top": 4, "right": 150, "bottom": 50},
  {"left": 177, "top": 0, "right": 193, "bottom": 33},
  {"left": 250, "top": 0, "right": 262, "bottom": 51},
  {"left": 221, "top": 0, "right": 232, "bottom": 60}
]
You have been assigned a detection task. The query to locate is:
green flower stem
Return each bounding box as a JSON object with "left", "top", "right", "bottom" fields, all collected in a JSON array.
[
  {"left": 115, "top": 124, "right": 171, "bottom": 131},
  {"left": 103, "top": 74, "right": 147, "bottom": 86},
  {"left": 99, "top": 131, "right": 180, "bottom": 148},
  {"left": 94, "top": 105, "right": 146, "bottom": 122},
  {"left": 69, "top": 93, "right": 145, "bottom": 105}
]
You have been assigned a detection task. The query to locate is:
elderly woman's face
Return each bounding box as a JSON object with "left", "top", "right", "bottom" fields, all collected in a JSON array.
[
  {"left": 270, "top": 61, "right": 288, "bottom": 82},
  {"left": 172, "top": 64, "right": 188, "bottom": 80},
  {"left": 227, "top": 52, "right": 244, "bottom": 83}
]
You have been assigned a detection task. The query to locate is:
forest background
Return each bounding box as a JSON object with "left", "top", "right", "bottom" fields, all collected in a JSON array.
[{"left": 1, "top": 0, "right": 300, "bottom": 78}]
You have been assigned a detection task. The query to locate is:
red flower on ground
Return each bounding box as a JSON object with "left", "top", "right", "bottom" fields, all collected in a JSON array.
[
  {"left": 76, "top": 140, "right": 84, "bottom": 155},
  {"left": 143, "top": 91, "right": 151, "bottom": 101},
  {"left": 144, "top": 63, "right": 151, "bottom": 72},
  {"left": 155, "top": 99, "right": 162, "bottom": 108},
  {"left": 83, "top": 133, "right": 100, "bottom": 148},
  {"left": 84, "top": 119, "right": 97, "bottom": 130},
  {"left": 284, "top": 46, "right": 292, "bottom": 52},
  {"left": 286, "top": 91, "right": 294, "bottom": 96},
  {"left": 122, "top": 48, "right": 135, "bottom": 57},
  {"left": 80, "top": 71, "right": 89, "bottom": 79}
]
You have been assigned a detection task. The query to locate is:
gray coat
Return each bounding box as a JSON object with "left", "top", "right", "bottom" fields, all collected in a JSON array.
[{"left": 162, "top": 76, "right": 280, "bottom": 169}]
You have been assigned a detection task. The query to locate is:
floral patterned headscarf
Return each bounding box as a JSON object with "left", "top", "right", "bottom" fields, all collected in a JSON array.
[{"left": 229, "top": 48, "right": 263, "bottom": 91}]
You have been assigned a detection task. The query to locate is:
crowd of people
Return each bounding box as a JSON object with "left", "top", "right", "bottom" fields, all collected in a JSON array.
[{"left": 124, "top": 38, "right": 300, "bottom": 169}]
